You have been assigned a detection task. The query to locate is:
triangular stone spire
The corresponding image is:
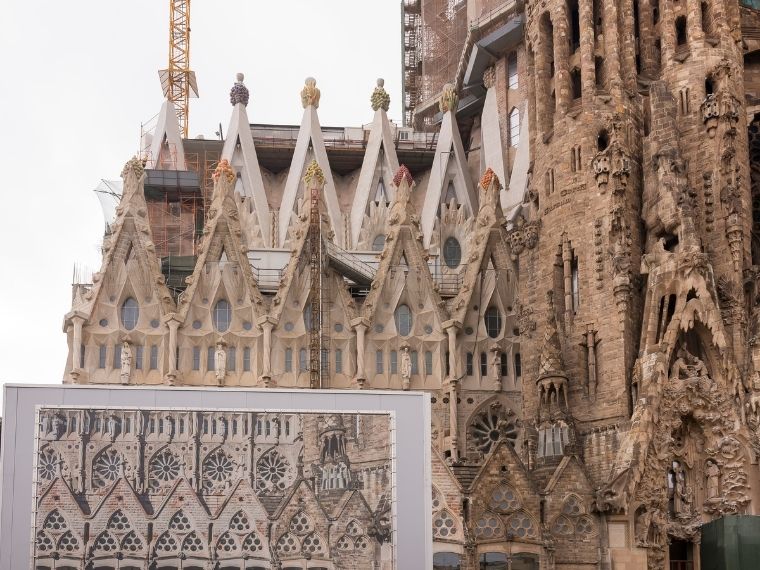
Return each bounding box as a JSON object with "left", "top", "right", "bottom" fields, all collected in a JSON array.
[
  {"left": 278, "top": 78, "right": 344, "bottom": 247},
  {"left": 350, "top": 79, "right": 400, "bottom": 247},
  {"left": 480, "top": 67, "right": 507, "bottom": 203},
  {"left": 221, "top": 73, "right": 271, "bottom": 246},
  {"left": 148, "top": 100, "right": 186, "bottom": 170},
  {"left": 420, "top": 84, "right": 476, "bottom": 248},
  {"left": 539, "top": 291, "right": 566, "bottom": 380}
]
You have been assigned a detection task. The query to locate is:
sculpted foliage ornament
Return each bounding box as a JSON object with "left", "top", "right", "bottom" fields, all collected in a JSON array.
[
  {"left": 301, "top": 76, "right": 321, "bottom": 109},
  {"left": 121, "top": 156, "right": 146, "bottom": 179},
  {"left": 230, "top": 72, "right": 250, "bottom": 107},
  {"left": 303, "top": 159, "right": 325, "bottom": 186},
  {"left": 439, "top": 83, "right": 458, "bottom": 113},
  {"left": 213, "top": 159, "right": 236, "bottom": 185},
  {"left": 370, "top": 78, "right": 390, "bottom": 111},
  {"left": 505, "top": 216, "right": 540, "bottom": 258}
]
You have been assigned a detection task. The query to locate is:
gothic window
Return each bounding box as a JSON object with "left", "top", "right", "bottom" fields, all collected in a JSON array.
[
  {"left": 480, "top": 352, "right": 488, "bottom": 376},
  {"left": 192, "top": 346, "right": 200, "bottom": 370},
  {"left": 113, "top": 343, "right": 122, "bottom": 369},
  {"left": 150, "top": 345, "right": 158, "bottom": 369},
  {"left": 98, "top": 345, "right": 107, "bottom": 369},
  {"left": 432, "top": 486, "right": 443, "bottom": 510},
  {"left": 43, "top": 509, "right": 69, "bottom": 533},
  {"left": 425, "top": 351, "right": 433, "bottom": 375},
  {"left": 376, "top": 350, "right": 384, "bottom": 374},
  {"left": 302, "top": 532, "right": 325, "bottom": 554},
  {"left": 182, "top": 531, "right": 204, "bottom": 553},
  {"left": 508, "top": 52, "right": 518, "bottom": 89},
  {"left": 433, "top": 509, "right": 458, "bottom": 538},
  {"left": 35, "top": 530, "right": 54, "bottom": 552},
  {"left": 509, "top": 108, "right": 520, "bottom": 147},
  {"left": 675, "top": 15, "right": 687, "bottom": 46},
  {"left": 551, "top": 515, "right": 574, "bottom": 536},
  {"left": 213, "top": 299, "right": 232, "bottom": 332},
  {"left": 576, "top": 515, "right": 596, "bottom": 536},
  {"left": 299, "top": 348, "right": 308, "bottom": 372},
  {"left": 562, "top": 495, "right": 583, "bottom": 516},
  {"left": 121, "top": 531, "right": 144, "bottom": 552},
  {"left": 203, "top": 449, "right": 235, "bottom": 491},
  {"left": 92, "top": 531, "right": 118, "bottom": 553},
  {"left": 285, "top": 348, "right": 293, "bottom": 372},
  {"left": 37, "top": 447, "right": 59, "bottom": 480},
  {"left": 276, "top": 533, "right": 298, "bottom": 555},
  {"left": 346, "top": 520, "right": 363, "bottom": 536},
  {"left": 169, "top": 510, "right": 193, "bottom": 533},
  {"left": 500, "top": 353, "right": 509, "bottom": 377},
  {"left": 411, "top": 350, "right": 419, "bottom": 374},
  {"left": 374, "top": 179, "right": 388, "bottom": 204},
  {"left": 303, "top": 306, "right": 313, "bottom": 332},
  {"left": 106, "top": 510, "right": 132, "bottom": 533},
  {"left": 154, "top": 531, "right": 179, "bottom": 553},
  {"left": 216, "top": 531, "right": 239, "bottom": 553},
  {"left": 490, "top": 484, "right": 522, "bottom": 513},
  {"left": 515, "top": 352, "right": 522, "bottom": 376},
  {"left": 443, "top": 237, "right": 462, "bottom": 268},
  {"left": 595, "top": 57, "right": 604, "bottom": 89},
  {"left": 372, "top": 235, "right": 386, "bottom": 251},
  {"left": 390, "top": 350, "right": 397, "bottom": 374},
  {"left": 484, "top": 307, "right": 502, "bottom": 338},
  {"left": 355, "top": 534, "right": 371, "bottom": 551},
  {"left": 229, "top": 511, "right": 252, "bottom": 533},
  {"left": 227, "top": 346, "right": 236, "bottom": 371},
  {"left": 134, "top": 345, "right": 142, "bottom": 369},
  {"left": 470, "top": 408, "right": 519, "bottom": 453},
  {"left": 335, "top": 348, "right": 343, "bottom": 373},
  {"left": 256, "top": 449, "right": 292, "bottom": 493},
  {"left": 57, "top": 530, "right": 80, "bottom": 552},
  {"left": 466, "top": 352, "right": 473, "bottom": 375},
  {"left": 568, "top": 0, "right": 580, "bottom": 51},
  {"left": 395, "top": 304, "right": 413, "bottom": 336},
  {"left": 242, "top": 532, "right": 264, "bottom": 553},
  {"left": 435, "top": 552, "right": 463, "bottom": 569},
  {"left": 289, "top": 510, "right": 315, "bottom": 535},
  {"left": 243, "top": 347, "right": 251, "bottom": 371},
  {"left": 207, "top": 346, "right": 215, "bottom": 370},
  {"left": 337, "top": 535, "right": 353, "bottom": 550},
  {"left": 92, "top": 448, "right": 123, "bottom": 488},
  {"left": 474, "top": 512, "right": 504, "bottom": 539},
  {"left": 149, "top": 449, "right": 181, "bottom": 489},
  {"left": 120, "top": 297, "right": 139, "bottom": 330},
  {"left": 570, "top": 68, "right": 582, "bottom": 100},
  {"left": 507, "top": 511, "right": 538, "bottom": 539}
]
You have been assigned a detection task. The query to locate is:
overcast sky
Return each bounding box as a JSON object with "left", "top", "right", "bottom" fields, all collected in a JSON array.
[{"left": 0, "top": 1, "right": 401, "bottom": 406}]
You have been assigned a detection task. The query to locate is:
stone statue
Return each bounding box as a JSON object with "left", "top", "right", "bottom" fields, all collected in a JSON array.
[
  {"left": 672, "top": 461, "right": 690, "bottom": 514},
  {"left": 491, "top": 349, "right": 501, "bottom": 391},
  {"left": 670, "top": 347, "right": 708, "bottom": 382},
  {"left": 706, "top": 460, "right": 720, "bottom": 499},
  {"left": 215, "top": 342, "right": 227, "bottom": 385},
  {"left": 400, "top": 346, "right": 412, "bottom": 390},
  {"left": 301, "top": 77, "right": 321, "bottom": 109},
  {"left": 120, "top": 341, "right": 132, "bottom": 385}
]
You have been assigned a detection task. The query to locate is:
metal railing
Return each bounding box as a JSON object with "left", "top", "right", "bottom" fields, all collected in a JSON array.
[{"left": 324, "top": 241, "right": 377, "bottom": 285}]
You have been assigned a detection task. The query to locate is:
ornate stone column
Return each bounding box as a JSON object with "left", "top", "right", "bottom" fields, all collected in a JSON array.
[
  {"left": 442, "top": 320, "right": 461, "bottom": 381},
  {"left": 164, "top": 315, "right": 180, "bottom": 386},
  {"left": 351, "top": 317, "right": 370, "bottom": 388},
  {"left": 258, "top": 315, "right": 277, "bottom": 387},
  {"left": 68, "top": 313, "right": 85, "bottom": 384},
  {"left": 446, "top": 377, "right": 460, "bottom": 461}
]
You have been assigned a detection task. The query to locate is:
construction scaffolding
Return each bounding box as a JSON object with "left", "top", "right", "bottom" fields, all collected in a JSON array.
[{"left": 404, "top": 0, "right": 468, "bottom": 130}]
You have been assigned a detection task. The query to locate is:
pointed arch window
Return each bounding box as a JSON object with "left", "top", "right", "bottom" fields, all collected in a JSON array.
[
  {"left": 445, "top": 180, "right": 457, "bottom": 203},
  {"left": 484, "top": 307, "right": 502, "bottom": 338},
  {"left": 443, "top": 237, "right": 462, "bottom": 268},
  {"left": 120, "top": 297, "right": 139, "bottom": 330},
  {"left": 395, "top": 304, "right": 413, "bottom": 336},
  {"left": 508, "top": 52, "right": 519, "bottom": 89},
  {"left": 213, "top": 299, "right": 232, "bottom": 332},
  {"left": 509, "top": 108, "right": 521, "bottom": 147}
]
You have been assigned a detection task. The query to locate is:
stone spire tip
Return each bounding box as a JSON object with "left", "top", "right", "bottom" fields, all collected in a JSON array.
[{"left": 230, "top": 73, "right": 250, "bottom": 107}]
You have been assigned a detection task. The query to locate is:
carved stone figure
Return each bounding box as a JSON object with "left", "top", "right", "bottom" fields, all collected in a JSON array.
[
  {"left": 120, "top": 341, "right": 132, "bottom": 385},
  {"left": 706, "top": 460, "right": 720, "bottom": 499},
  {"left": 672, "top": 461, "right": 690, "bottom": 515},
  {"left": 670, "top": 348, "right": 708, "bottom": 382},
  {"left": 400, "top": 346, "right": 412, "bottom": 390},
  {"left": 490, "top": 348, "right": 501, "bottom": 391},
  {"left": 215, "top": 342, "right": 227, "bottom": 385}
]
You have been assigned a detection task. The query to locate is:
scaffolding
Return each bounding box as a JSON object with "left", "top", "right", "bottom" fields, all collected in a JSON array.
[{"left": 403, "top": 0, "right": 423, "bottom": 127}]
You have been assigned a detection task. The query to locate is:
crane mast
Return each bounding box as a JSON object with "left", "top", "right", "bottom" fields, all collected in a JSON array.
[{"left": 159, "top": 0, "right": 197, "bottom": 138}]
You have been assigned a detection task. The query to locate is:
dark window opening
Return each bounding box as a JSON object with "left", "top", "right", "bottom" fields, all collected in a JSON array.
[
  {"left": 676, "top": 16, "right": 688, "bottom": 46},
  {"left": 500, "top": 353, "right": 509, "bottom": 377},
  {"left": 669, "top": 538, "right": 694, "bottom": 570},
  {"left": 480, "top": 352, "right": 488, "bottom": 376},
  {"left": 595, "top": 57, "right": 604, "bottom": 89},
  {"left": 568, "top": 0, "right": 581, "bottom": 51},
  {"left": 634, "top": 0, "right": 641, "bottom": 73},
  {"left": 570, "top": 68, "right": 582, "bottom": 100},
  {"left": 701, "top": 2, "right": 712, "bottom": 36},
  {"left": 597, "top": 129, "right": 609, "bottom": 151},
  {"left": 653, "top": 0, "right": 660, "bottom": 23},
  {"left": 466, "top": 352, "right": 474, "bottom": 375},
  {"left": 515, "top": 353, "right": 522, "bottom": 376},
  {"left": 705, "top": 77, "right": 714, "bottom": 95}
]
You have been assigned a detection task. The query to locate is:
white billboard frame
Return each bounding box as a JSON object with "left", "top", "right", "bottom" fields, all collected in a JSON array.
[{"left": 0, "top": 384, "right": 432, "bottom": 570}]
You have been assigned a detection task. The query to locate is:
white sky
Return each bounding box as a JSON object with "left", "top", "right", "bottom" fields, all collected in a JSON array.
[{"left": 0, "top": 1, "right": 401, "bottom": 407}]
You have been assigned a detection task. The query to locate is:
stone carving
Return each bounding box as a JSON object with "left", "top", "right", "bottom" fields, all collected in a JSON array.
[
  {"left": 490, "top": 348, "right": 501, "bottom": 392},
  {"left": 230, "top": 72, "right": 250, "bottom": 107},
  {"left": 705, "top": 459, "right": 720, "bottom": 499},
  {"left": 505, "top": 216, "right": 540, "bottom": 259},
  {"left": 439, "top": 83, "right": 458, "bottom": 113},
  {"left": 516, "top": 303, "right": 536, "bottom": 337},
  {"left": 213, "top": 158, "right": 236, "bottom": 184},
  {"left": 482, "top": 66, "right": 496, "bottom": 89},
  {"left": 215, "top": 341, "right": 227, "bottom": 385},
  {"left": 400, "top": 346, "right": 412, "bottom": 390},
  {"left": 121, "top": 156, "right": 146, "bottom": 179},
  {"left": 300, "top": 77, "right": 321, "bottom": 109},
  {"left": 120, "top": 341, "right": 132, "bottom": 385},
  {"left": 304, "top": 159, "right": 325, "bottom": 186},
  {"left": 370, "top": 78, "right": 390, "bottom": 111}
]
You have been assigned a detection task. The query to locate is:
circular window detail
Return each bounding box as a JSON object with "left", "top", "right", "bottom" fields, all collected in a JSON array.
[
  {"left": 443, "top": 237, "right": 462, "bottom": 268},
  {"left": 284, "top": 322, "right": 294, "bottom": 332},
  {"left": 474, "top": 513, "right": 503, "bottom": 539},
  {"left": 92, "top": 448, "right": 123, "bottom": 489},
  {"left": 433, "top": 510, "right": 457, "bottom": 538},
  {"left": 149, "top": 449, "right": 181, "bottom": 489},
  {"left": 213, "top": 300, "right": 232, "bottom": 332},
  {"left": 155, "top": 532, "right": 179, "bottom": 553},
  {"left": 334, "top": 323, "right": 344, "bottom": 333},
  {"left": 150, "top": 319, "right": 160, "bottom": 328},
  {"left": 242, "top": 532, "right": 263, "bottom": 552},
  {"left": 37, "top": 447, "right": 59, "bottom": 480},
  {"left": 484, "top": 307, "right": 502, "bottom": 338},
  {"left": 394, "top": 304, "right": 413, "bottom": 336},
  {"left": 465, "top": 326, "right": 474, "bottom": 335},
  {"left": 99, "top": 318, "right": 108, "bottom": 327},
  {"left": 229, "top": 511, "right": 251, "bottom": 533},
  {"left": 121, "top": 530, "right": 143, "bottom": 552},
  {"left": 216, "top": 531, "right": 239, "bottom": 553},
  {"left": 507, "top": 512, "right": 537, "bottom": 538},
  {"left": 36, "top": 531, "right": 54, "bottom": 552},
  {"left": 490, "top": 484, "right": 522, "bottom": 513},
  {"left": 372, "top": 235, "right": 386, "bottom": 252},
  {"left": 202, "top": 449, "right": 235, "bottom": 492},
  {"left": 375, "top": 324, "right": 384, "bottom": 333},
  {"left": 256, "top": 449, "right": 292, "bottom": 494},
  {"left": 192, "top": 320, "right": 202, "bottom": 330},
  {"left": 289, "top": 511, "right": 315, "bottom": 535},
  {"left": 168, "top": 511, "right": 192, "bottom": 533},
  {"left": 424, "top": 325, "right": 433, "bottom": 334},
  {"left": 470, "top": 406, "right": 519, "bottom": 454},
  {"left": 243, "top": 321, "right": 253, "bottom": 331},
  {"left": 120, "top": 298, "right": 139, "bottom": 330}
]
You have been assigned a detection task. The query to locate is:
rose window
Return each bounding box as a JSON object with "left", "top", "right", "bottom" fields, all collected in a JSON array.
[
  {"left": 355, "top": 535, "right": 370, "bottom": 551},
  {"left": 202, "top": 449, "right": 234, "bottom": 491},
  {"left": 433, "top": 510, "right": 457, "bottom": 538},
  {"left": 121, "top": 531, "right": 143, "bottom": 553},
  {"left": 107, "top": 510, "right": 131, "bottom": 533},
  {"left": 490, "top": 484, "right": 521, "bottom": 513},
  {"left": 92, "top": 448, "right": 123, "bottom": 489},
  {"left": 229, "top": 510, "right": 251, "bottom": 533},
  {"left": 242, "top": 532, "right": 263, "bottom": 553},
  {"left": 576, "top": 516, "right": 596, "bottom": 536},
  {"left": 302, "top": 532, "right": 324, "bottom": 554},
  {"left": 474, "top": 513, "right": 503, "bottom": 539},
  {"left": 168, "top": 511, "right": 192, "bottom": 533},
  {"left": 43, "top": 509, "right": 68, "bottom": 533},
  {"left": 289, "top": 511, "right": 314, "bottom": 535},
  {"left": 561, "top": 495, "right": 582, "bottom": 516},
  {"left": 155, "top": 532, "right": 178, "bottom": 553},
  {"left": 57, "top": 531, "right": 80, "bottom": 552},
  {"left": 149, "top": 450, "right": 181, "bottom": 489},
  {"left": 216, "top": 531, "right": 239, "bottom": 553},
  {"left": 346, "top": 520, "right": 362, "bottom": 537},
  {"left": 256, "top": 450, "right": 291, "bottom": 493},
  {"left": 182, "top": 532, "right": 204, "bottom": 553},
  {"left": 551, "top": 515, "right": 574, "bottom": 536},
  {"left": 36, "top": 531, "right": 54, "bottom": 552},
  {"left": 37, "top": 447, "right": 58, "bottom": 481},
  {"left": 93, "top": 531, "right": 118, "bottom": 552},
  {"left": 276, "top": 533, "right": 298, "bottom": 555},
  {"left": 470, "top": 409, "right": 519, "bottom": 454},
  {"left": 337, "top": 535, "right": 352, "bottom": 550},
  {"left": 507, "top": 512, "right": 537, "bottom": 539}
]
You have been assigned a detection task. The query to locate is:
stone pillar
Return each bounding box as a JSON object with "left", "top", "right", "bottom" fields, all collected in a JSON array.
[
  {"left": 562, "top": 234, "right": 574, "bottom": 330},
  {"left": 443, "top": 320, "right": 461, "bottom": 381},
  {"left": 446, "top": 378, "right": 460, "bottom": 461},
  {"left": 579, "top": 0, "right": 595, "bottom": 104},
  {"left": 553, "top": 3, "right": 572, "bottom": 114},
  {"left": 164, "top": 316, "right": 180, "bottom": 386},
  {"left": 68, "top": 315, "right": 85, "bottom": 384},
  {"left": 351, "top": 317, "right": 370, "bottom": 388},
  {"left": 258, "top": 315, "right": 277, "bottom": 387}
]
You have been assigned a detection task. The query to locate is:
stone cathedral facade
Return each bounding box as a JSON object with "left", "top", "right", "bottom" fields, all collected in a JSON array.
[{"left": 51, "top": 0, "right": 760, "bottom": 568}]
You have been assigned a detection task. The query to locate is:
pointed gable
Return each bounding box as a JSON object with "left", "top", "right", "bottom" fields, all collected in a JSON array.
[
  {"left": 148, "top": 100, "right": 186, "bottom": 170},
  {"left": 221, "top": 73, "right": 271, "bottom": 246},
  {"left": 278, "top": 78, "right": 344, "bottom": 247},
  {"left": 420, "top": 85, "right": 477, "bottom": 248},
  {"left": 350, "top": 80, "right": 400, "bottom": 247},
  {"left": 178, "top": 159, "right": 265, "bottom": 325}
]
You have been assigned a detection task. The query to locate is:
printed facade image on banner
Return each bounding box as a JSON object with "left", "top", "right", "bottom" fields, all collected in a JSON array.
[{"left": 32, "top": 407, "right": 395, "bottom": 569}]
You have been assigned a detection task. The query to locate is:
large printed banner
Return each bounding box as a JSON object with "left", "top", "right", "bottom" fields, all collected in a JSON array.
[{"left": 0, "top": 385, "right": 431, "bottom": 570}]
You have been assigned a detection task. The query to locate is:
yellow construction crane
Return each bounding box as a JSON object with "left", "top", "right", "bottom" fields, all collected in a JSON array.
[{"left": 158, "top": 0, "right": 198, "bottom": 139}]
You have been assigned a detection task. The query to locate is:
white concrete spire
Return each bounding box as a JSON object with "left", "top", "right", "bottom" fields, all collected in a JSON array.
[
  {"left": 480, "top": 70, "right": 508, "bottom": 207},
  {"left": 221, "top": 73, "right": 271, "bottom": 246},
  {"left": 350, "top": 79, "right": 400, "bottom": 248},
  {"left": 278, "top": 78, "right": 343, "bottom": 247},
  {"left": 148, "top": 100, "right": 186, "bottom": 170}
]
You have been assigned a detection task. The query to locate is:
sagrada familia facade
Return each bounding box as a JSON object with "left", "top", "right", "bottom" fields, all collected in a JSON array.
[{"left": 44, "top": 0, "right": 760, "bottom": 568}]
